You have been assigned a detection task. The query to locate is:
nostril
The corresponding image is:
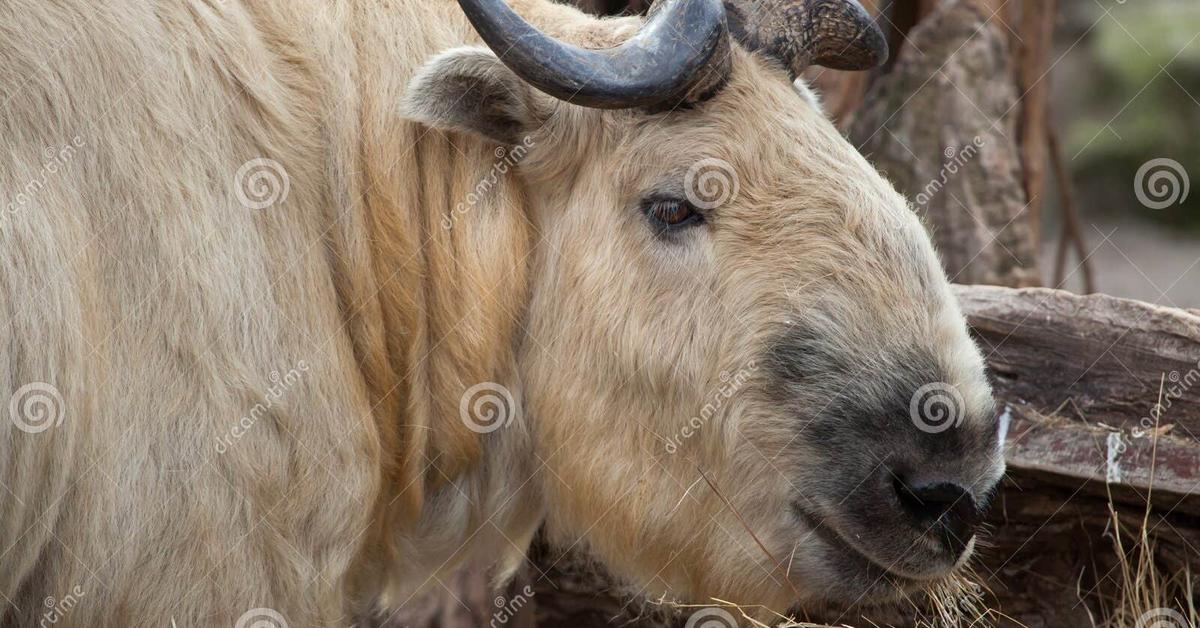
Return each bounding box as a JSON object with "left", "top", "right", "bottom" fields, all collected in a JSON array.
[
  {"left": 901, "top": 482, "right": 975, "bottom": 519},
  {"left": 893, "top": 478, "right": 981, "bottom": 554}
]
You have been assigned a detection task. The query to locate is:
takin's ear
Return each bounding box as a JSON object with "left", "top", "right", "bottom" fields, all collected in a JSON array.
[{"left": 403, "top": 47, "right": 543, "bottom": 146}]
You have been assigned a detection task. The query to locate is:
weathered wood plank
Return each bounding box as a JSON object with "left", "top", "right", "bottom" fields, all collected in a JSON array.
[
  {"left": 1002, "top": 405, "right": 1200, "bottom": 515},
  {"left": 954, "top": 284, "right": 1200, "bottom": 444},
  {"left": 953, "top": 284, "right": 1200, "bottom": 514}
]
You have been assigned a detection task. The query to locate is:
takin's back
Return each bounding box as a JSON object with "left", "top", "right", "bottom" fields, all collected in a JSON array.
[{"left": 0, "top": 0, "right": 466, "bottom": 624}]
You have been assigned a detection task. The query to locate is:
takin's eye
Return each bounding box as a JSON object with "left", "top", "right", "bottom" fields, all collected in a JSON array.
[{"left": 642, "top": 197, "right": 704, "bottom": 235}]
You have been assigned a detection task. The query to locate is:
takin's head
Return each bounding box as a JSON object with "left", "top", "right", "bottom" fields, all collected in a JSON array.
[{"left": 402, "top": 0, "right": 1006, "bottom": 615}]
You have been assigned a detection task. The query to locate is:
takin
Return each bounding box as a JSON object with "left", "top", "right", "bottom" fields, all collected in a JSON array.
[{"left": 0, "top": 0, "right": 1005, "bottom": 625}]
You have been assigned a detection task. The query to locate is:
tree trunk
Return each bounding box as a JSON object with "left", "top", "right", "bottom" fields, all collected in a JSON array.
[{"left": 848, "top": 0, "right": 1042, "bottom": 287}]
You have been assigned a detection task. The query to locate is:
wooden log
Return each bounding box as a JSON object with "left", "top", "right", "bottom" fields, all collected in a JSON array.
[
  {"left": 1002, "top": 406, "right": 1200, "bottom": 515},
  {"left": 953, "top": 285, "right": 1200, "bottom": 441},
  {"left": 953, "top": 284, "right": 1200, "bottom": 514}
]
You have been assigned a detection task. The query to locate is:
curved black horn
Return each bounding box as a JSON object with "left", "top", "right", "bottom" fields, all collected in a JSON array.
[
  {"left": 456, "top": 0, "right": 730, "bottom": 109},
  {"left": 724, "top": 0, "right": 888, "bottom": 76}
]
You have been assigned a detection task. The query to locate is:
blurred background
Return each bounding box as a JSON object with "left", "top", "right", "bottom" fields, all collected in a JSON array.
[{"left": 1048, "top": 0, "right": 1200, "bottom": 307}]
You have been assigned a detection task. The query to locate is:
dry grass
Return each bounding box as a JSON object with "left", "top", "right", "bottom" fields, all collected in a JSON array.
[
  {"left": 916, "top": 572, "right": 989, "bottom": 627},
  {"left": 1095, "top": 396, "right": 1197, "bottom": 628},
  {"left": 1093, "top": 504, "right": 1197, "bottom": 628}
]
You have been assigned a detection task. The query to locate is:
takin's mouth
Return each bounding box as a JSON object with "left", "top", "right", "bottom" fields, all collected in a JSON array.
[{"left": 789, "top": 501, "right": 965, "bottom": 602}]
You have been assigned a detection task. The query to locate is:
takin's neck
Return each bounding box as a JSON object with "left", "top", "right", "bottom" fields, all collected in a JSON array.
[
  {"left": 340, "top": 0, "right": 582, "bottom": 611},
  {"left": 341, "top": 0, "right": 650, "bottom": 612},
  {"left": 346, "top": 115, "right": 545, "bottom": 616}
]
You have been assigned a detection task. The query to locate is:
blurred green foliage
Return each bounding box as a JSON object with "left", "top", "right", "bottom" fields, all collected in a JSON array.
[{"left": 1066, "top": 1, "right": 1200, "bottom": 229}]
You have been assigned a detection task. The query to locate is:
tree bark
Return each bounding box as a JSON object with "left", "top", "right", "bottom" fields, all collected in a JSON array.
[{"left": 848, "top": 0, "right": 1042, "bottom": 287}]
